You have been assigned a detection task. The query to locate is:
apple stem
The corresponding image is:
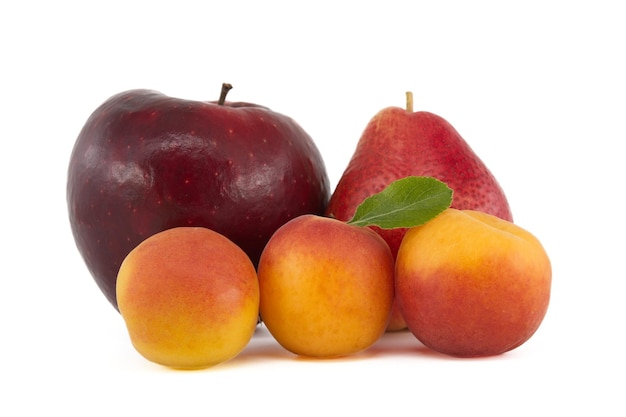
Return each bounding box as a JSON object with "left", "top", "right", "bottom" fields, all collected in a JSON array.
[
  {"left": 218, "top": 83, "right": 233, "bottom": 105},
  {"left": 405, "top": 92, "right": 413, "bottom": 113}
]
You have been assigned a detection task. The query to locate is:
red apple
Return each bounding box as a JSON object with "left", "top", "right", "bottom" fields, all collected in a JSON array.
[{"left": 67, "top": 84, "right": 329, "bottom": 310}]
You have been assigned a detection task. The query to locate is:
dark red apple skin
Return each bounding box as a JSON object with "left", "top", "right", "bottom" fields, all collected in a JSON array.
[{"left": 67, "top": 89, "right": 330, "bottom": 310}]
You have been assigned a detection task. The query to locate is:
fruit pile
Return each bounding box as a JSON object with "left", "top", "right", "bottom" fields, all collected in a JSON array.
[{"left": 67, "top": 85, "right": 551, "bottom": 369}]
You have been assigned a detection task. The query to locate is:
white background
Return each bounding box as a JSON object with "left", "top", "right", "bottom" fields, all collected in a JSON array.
[{"left": 2, "top": 1, "right": 624, "bottom": 415}]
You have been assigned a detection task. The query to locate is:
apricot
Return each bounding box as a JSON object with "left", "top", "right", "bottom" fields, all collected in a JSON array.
[
  {"left": 116, "top": 227, "right": 259, "bottom": 369},
  {"left": 257, "top": 215, "right": 395, "bottom": 358},
  {"left": 395, "top": 208, "right": 551, "bottom": 357}
]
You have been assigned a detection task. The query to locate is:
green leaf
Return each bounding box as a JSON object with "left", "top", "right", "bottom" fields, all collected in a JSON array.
[{"left": 347, "top": 176, "right": 453, "bottom": 229}]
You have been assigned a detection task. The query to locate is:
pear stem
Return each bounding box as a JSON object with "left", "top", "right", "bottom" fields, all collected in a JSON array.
[
  {"left": 405, "top": 91, "right": 414, "bottom": 113},
  {"left": 218, "top": 83, "right": 233, "bottom": 105}
]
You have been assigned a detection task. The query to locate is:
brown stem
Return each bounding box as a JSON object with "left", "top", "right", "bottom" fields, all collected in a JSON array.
[
  {"left": 405, "top": 91, "right": 413, "bottom": 113},
  {"left": 218, "top": 83, "right": 233, "bottom": 105}
]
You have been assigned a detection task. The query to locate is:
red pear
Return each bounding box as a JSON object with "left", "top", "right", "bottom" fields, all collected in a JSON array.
[{"left": 325, "top": 93, "right": 512, "bottom": 331}]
